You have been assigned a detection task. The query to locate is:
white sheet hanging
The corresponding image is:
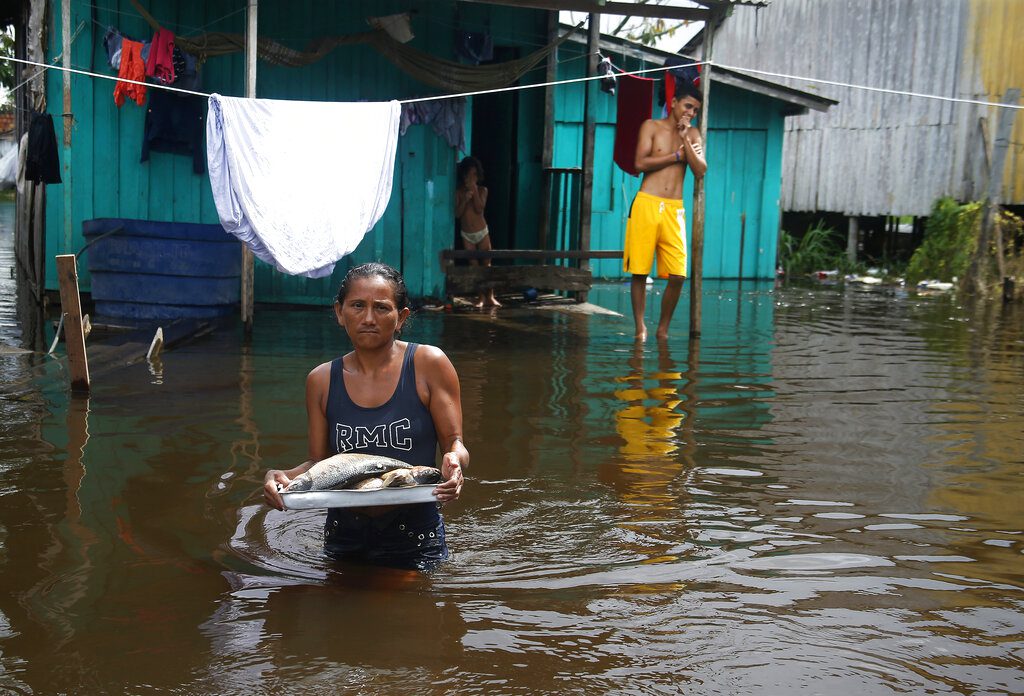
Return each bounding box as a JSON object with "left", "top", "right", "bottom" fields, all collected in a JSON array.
[{"left": 206, "top": 94, "right": 400, "bottom": 278}]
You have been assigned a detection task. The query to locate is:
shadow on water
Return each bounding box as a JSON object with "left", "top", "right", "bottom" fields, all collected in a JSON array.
[{"left": 1, "top": 219, "right": 1023, "bottom": 695}]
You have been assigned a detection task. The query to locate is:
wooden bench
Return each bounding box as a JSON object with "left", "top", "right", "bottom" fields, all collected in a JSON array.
[{"left": 440, "top": 249, "right": 622, "bottom": 295}]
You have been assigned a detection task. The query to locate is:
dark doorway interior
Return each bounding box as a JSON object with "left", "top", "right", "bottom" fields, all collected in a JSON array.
[{"left": 469, "top": 47, "right": 520, "bottom": 256}]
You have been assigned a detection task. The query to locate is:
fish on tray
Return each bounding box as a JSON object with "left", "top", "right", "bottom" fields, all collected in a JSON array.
[
  {"left": 283, "top": 453, "right": 441, "bottom": 493},
  {"left": 352, "top": 466, "right": 442, "bottom": 490}
]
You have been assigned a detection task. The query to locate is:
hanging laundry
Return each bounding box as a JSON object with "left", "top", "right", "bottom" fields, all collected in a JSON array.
[
  {"left": 206, "top": 95, "right": 400, "bottom": 278},
  {"left": 598, "top": 56, "right": 617, "bottom": 95},
  {"left": 25, "top": 112, "right": 61, "bottom": 184},
  {"left": 145, "top": 28, "right": 176, "bottom": 85},
  {"left": 142, "top": 89, "right": 206, "bottom": 174},
  {"left": 172, "top": 49, "right": 201, "bottom": 91},
  {"left": 367, "top": 13, "right": 414, "bottom": 43},
  {"left": 114, "top": 39, "right": 147, "bottom": 107},
  {"left": 0, "top": 136, "right": 20, "bottom": 188},
  {"left": 399, "top": 97, "right": 466, "bottom": 151},
  {"left": 456, "top": 31, "right": 494, "bottom": 65},
  {"left": 103, "top": 27, "right": 124, "bottom": 70},
  {"left": 660, "top": 55, "right": 701, "bottom": 109},
  {"left": 613, "top": 73, "right": 654, "bottom": 176},
  {"left": 16, "top": 132, "right": 28, "bottom": 195}
]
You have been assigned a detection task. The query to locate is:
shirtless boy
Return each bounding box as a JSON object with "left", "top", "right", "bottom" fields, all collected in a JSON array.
[
  {"left": 626, "top": 89, "right": 707, "bottom": 341},
  {"left": 455, "top": 156, "right": 500, "bottom": 308}
]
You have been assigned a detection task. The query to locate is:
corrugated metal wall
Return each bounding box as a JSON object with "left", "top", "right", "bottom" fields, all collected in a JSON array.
[
  {"left": 711, "top": 0, "right": 1023, "bottom": 216},
  {"left": 43, "top": 0, "right": 547, "bottom": 303}
]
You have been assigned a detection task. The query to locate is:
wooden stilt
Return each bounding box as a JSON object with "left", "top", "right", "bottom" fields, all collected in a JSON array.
[
  {"left": 241, "top": 0, "right": 259, "bottom": 333},
  {"left": 577, "top": 13, "right": 600, "bottom": 303},
  {"left": 689, "top": 11, "right": 717, "bottom": 338},
  {"left": 55, "top": 254, "right": 90, "bottom": 393}
]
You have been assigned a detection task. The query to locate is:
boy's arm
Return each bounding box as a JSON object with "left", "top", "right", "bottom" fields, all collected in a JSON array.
[{"left": 682, "top": 128, "right": 707, "bottom": 178}]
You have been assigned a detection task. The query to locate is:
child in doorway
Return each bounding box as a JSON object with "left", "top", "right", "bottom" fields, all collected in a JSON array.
[{"left": 455, "top": 156, "right": 501, "bottom": 308}]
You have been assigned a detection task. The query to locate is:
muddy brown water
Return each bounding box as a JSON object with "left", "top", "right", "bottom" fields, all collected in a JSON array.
[{"left": 2, "top": 214, "right": 1023, "bottom": 693}]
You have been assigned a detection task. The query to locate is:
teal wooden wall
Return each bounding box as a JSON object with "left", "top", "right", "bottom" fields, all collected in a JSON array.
[
  {"left": 43, "top": 0, "right": 547, "bottom": 303},
  {"left": 552, "top": 46, "right": 790, "bottom": 280}
]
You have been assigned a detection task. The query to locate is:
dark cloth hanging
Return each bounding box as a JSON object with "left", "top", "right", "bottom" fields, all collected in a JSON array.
[
  {"left": 614, "top": 73, "right": 655, "bottom": 176},
  {"left": 455, "top": 31, "right": 494, "bottom": 65},
  {"left": 172, "top": 48, "right": 201, "bottom": 91},
  {"left": 103, "top": 27, "right": 124, "bottom": 70},
  {"left": 399, "top": 98, "right": 466, "bottom": 151},
  {"left": 25, "top": 112, "right": 61, "bottom": 184},
  {"left": 141, "top": 89, "right": 206, "bottom": 174},
  {"left": 598, "top": 56, "right": 617, "bottom": 95}
]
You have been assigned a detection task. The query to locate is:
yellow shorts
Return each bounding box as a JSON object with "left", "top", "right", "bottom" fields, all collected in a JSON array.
[{"left": 623, "top": 191, "right": 687, "bottom": 278}]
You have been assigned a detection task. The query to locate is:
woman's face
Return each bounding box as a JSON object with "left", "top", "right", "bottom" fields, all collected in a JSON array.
[{"left": 335, "top": 275, "right": 410, "bottom": 348}]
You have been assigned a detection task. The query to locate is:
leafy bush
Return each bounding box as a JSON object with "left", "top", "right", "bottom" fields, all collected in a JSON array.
[
  {"left": 905, "top": 198, "right": 980, "bottom": 284},
  {"left": 779, "top": 221, "right": 857, "bottom": 276}
]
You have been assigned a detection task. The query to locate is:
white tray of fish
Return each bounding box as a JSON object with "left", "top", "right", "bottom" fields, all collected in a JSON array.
[
  {"left": 277, "top": 453, "right": 442, "bottom": 510},
  {"left": 280, "top": 485, "right": 438, "bottom": 510}
]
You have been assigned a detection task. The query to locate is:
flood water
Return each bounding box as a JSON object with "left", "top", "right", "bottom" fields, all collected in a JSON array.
[{"left": 2, "top": 211, "right": 1023, "bottom": 693}]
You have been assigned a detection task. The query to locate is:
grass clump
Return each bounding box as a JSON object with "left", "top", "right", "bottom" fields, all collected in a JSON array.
[{"left": 779, "top": 221, "right": 862, "bottom": 277}]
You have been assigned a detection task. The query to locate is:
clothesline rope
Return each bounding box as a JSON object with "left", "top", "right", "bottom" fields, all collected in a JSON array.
[
  {"left": 712, "top": 62, "right": 1024, "bottom": 111},
  {"left": 2, "top": 53, "right": 1021, "bottom": 111},
  {"left": 2, "top": 54, "right": 210, "bottom": 97}
]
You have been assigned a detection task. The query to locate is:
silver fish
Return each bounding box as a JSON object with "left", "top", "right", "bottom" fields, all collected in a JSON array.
[
  {"left": 354, "top": 466, "right": 444, "bottom": 490},
  {"left": 284, "top": 453, "right": 411, "bottom": 492}
]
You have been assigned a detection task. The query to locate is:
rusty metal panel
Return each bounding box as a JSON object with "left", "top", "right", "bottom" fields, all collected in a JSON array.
[{"left": 713, "top": 0, "right": 1022, "bottom": 215}]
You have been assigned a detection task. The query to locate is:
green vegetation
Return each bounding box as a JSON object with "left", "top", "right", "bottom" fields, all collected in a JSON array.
[
  {"left": 0, "top": 28, "right": 12, "bottom": 112},
  {"left": 905, "top": 197, "right": 1023, "bottom": 299},
  {"left": 905, "top": 197, "right": 980, "bottom": 284},
  {"left": 779, "top": 221, "right": 862, "bottom": 277}
]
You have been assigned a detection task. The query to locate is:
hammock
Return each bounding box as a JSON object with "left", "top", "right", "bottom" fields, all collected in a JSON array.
[{"left": 130, "top": 0, "right": 576, "bottom": 93}]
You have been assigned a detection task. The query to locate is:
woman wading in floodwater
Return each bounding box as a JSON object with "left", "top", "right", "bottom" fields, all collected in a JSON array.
[{"left": 263, "top": 263, "right": 468, "bottom": 570}]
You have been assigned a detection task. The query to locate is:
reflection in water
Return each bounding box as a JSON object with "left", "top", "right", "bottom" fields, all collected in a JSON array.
[
  {"left": 0, "top": 272, "right": 1022, "bottom": 694},
  {"left": 601, "top": 340, "right": 697, "bottom": 546},
  {"left": 24, "top": 396, "right": 93, "bottom": 648},
  {"left": 613, "top": 341, "right": 687, "bottom": 460}
]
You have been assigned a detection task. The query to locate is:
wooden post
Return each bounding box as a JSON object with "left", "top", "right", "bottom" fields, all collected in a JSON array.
[
  {"left": 240, "top": 0, "right": 258, "bottom": 332},
  {"left": 538, "top": 10, "right": 558, "bottom": 254},
  {"left": 847, "top": 216, "right": 859, "bottom": 264},
  {"left": 61, "top": 0, "right": 74, "bottom": 259},
  {"left": 577, "top": 13, "right": 600, "bottom": 301},
  {"left": 738, "top": 212, "right": 746, "bottom": 280},
  {"left": 689, "top": 13, "right": 715, "bottom": 337},
  {"left": 971, "top": 88, "right": 1019, "bottom": 296},
  {"left": 987, "top": 89, "right": 1019, "bottom": 283},
  {"left": 56, "top": 255, "right": 90, "bottom": 393},
  {"left": 61, "top": 0, "right": 71, "bottom": 145}
]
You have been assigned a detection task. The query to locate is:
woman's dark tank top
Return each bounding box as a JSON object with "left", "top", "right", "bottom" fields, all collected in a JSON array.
[{"left": 324, "top": 343, "right": 438, "bottom": 466}]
